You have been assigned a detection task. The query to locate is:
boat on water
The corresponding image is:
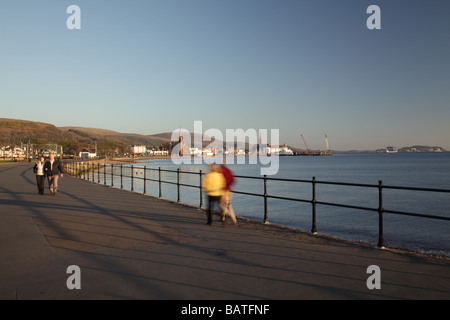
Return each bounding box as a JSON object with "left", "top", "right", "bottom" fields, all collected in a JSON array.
[
  {"left": 279, "top": 144, "right": 294, "bottom": 156},
  {"left": 385, "top": 146, "right": 398, "bottom": 153}
]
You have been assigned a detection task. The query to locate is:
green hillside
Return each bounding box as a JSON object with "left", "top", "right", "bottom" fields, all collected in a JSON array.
[{"left": 0, "top": 118, "right": 172, "bottom": 156}]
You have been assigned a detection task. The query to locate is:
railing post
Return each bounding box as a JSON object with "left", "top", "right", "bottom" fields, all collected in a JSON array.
[
  {"left": 143, "top": 166, "right": 146, "bottom": 194},
  {"left": 103, "top": 162, "right": 106, "bottom": 185},
  {"left": 199, "top": 170, "right": 203, "bottom": 208},
  {"left": 263, "top": 175, "right": 268, "bottom": 224},
  {"left": 111, "top": 164, "right": 114, "bottom": 187},
  {"left": 97, "top": 163, "right": 100, "bottom": 183},
  {"left": 311, "top": 176, "right": 317, "bottom": 234},
  {"left": 131, "top": 165, "right": 134, "bottom": 191},
  {"left": 377, "top": 180, "right": 385, "bottom": 248},
  {"left": 158, "top": 167, "right": 162, "bottom": 198},
  {"left": 177, "top": 168, "right": 180, "bottom": 203},
  {"left": 120, "top": 164, "right": 123, "bottom": 189}
]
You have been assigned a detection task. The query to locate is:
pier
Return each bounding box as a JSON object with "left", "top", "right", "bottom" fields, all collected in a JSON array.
[{"left": 1, "top": 162, "right": 449, "bottom": 300}]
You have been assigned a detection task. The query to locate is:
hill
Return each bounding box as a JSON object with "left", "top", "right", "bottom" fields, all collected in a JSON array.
[
  {"left": 0, "top": 118, "right": 79, "bottom": 147},
  {"left": 0, "top": 119, "right": 173, "bottom": 156}
]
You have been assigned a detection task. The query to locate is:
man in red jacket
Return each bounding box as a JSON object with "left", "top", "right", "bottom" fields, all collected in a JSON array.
[{"left": 220, "top": 164, "right": 237, "bottom": 225}]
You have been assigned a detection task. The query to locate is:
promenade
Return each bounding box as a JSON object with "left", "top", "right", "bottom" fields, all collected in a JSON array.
[{"left": 1, "top": 162, "right": 449, "bottom": 300}]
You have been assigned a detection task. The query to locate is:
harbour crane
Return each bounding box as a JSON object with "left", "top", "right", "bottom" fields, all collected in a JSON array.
[
  {"left": 325, "top": 134, "right": 332, "bottom": 155},
  {"left": 301, "top": 134, "right": 313, "bottom": 155}
]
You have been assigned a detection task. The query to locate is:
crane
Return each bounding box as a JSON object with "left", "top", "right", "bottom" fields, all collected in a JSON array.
[
  {"left": 301, "top": 134, "right": 313, "bottom": 155},
  {"left": 325, "top": 134, "right": 332, "bottom": 155}
]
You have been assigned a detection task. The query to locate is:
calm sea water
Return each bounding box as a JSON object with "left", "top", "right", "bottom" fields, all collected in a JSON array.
[{"left": 105, "top": 153, "right": 450, "bottom": 255}]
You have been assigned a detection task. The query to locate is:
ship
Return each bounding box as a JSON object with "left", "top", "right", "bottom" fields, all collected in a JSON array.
[
  {"left": 279, "top": 144, "right": 294, "bottom": 156},
  {"left": 385, "top": 146, "right": 398, "bottom": 153}
]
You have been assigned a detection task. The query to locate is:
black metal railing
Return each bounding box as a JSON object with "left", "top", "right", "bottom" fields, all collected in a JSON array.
[{"left": 65, "top": 161, "right": 450, "bottom": 249}]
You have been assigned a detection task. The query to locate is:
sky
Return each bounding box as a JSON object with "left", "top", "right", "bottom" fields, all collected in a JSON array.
[{"left": 1, "top": 0, "right": 449, "bottom": 151}]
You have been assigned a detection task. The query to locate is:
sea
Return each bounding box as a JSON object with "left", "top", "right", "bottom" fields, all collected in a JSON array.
[{"left": 105, "top": 152, "right": 450, "bottom": 256}]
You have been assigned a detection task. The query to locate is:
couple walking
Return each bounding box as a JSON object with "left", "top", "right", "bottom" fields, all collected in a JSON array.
[
  {"left": 203, "top": 164, "right": 237, "bottom": 225},
  {"left": 33, "top": 153, "right": 64, "bottom": 195}
]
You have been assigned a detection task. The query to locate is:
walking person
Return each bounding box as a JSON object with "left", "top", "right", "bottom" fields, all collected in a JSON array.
[
  {"left": 202, "top": 164, "right": 225, "bottom": 225},
  {"left": 33, "top": 156, "right": 46, "bottom": 195},
  {"left": 44, "top": 153, "right": 64, "bottom": 195},
  {"left": 220, "top": 164, "right": 237, "bottom": 224}
]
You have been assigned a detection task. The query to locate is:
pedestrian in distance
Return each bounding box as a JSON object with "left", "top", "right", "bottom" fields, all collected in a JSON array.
[
  {"left": 33, "top": 156, "right": 46, "bottom": 195},
  {"left": 44, "top": 153, "right": 64, "bottom": 195},
  {"left": 202, "top": 164, "right": 226, "bottom": 225},
  {"left": 220, "top": 164, "right": 238, "bottom": 225}
]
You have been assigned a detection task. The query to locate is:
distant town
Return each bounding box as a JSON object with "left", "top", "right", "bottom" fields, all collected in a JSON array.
[
  {"left": 0, "top": 143, "right": 296, "bottom": 160},
  {"left": 1, "top": 142, "right": 447, "bottom": 162},
  {"left": 0, "top": 118, "right": 447, "bottom": 162}
]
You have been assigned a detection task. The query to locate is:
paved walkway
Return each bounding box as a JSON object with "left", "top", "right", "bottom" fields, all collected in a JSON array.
[{"left": 0, "top": 162, "right": 449, "bottom": 300}]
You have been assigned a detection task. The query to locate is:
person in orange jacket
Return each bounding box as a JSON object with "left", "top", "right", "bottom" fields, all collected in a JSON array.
[{"left": 203, "top": 164, "right": 225, "bottom": 225}]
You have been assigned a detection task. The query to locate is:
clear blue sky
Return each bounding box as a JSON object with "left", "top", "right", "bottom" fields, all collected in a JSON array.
[{"left": 1, "top": 0, "right": 449, "bottom": 150}]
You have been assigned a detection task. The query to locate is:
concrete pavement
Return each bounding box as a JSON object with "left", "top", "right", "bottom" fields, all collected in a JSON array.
[{"left": 0, "top": 162, "right": 449, "bottom": 300}]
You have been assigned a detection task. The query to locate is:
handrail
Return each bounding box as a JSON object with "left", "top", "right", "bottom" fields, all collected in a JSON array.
[{"left": 65, "top": 160, "right": 450, "bottom": 250}]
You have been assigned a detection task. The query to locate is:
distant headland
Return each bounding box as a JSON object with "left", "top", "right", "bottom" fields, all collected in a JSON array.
[{"left": 0, "top": 118, "right": 447, "bottom": 158}]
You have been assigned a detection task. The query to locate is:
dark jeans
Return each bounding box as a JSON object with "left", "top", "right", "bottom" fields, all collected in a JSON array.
[
  {"left": 36, "top": 175, "right": 45, "bottom": 195},
  {"left": 207, "top": 195, "right": 221, "bottom": 224}
]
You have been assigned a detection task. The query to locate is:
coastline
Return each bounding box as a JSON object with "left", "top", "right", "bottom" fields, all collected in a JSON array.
[
  {"left": 79, "top": 155, "right": 172, "bottom": 165},
  {"left": 167, "top": 196, "right": 450, "bottom": 262},
  {"left": 8, "top": 155, "right": 450, "bottom": 258}
]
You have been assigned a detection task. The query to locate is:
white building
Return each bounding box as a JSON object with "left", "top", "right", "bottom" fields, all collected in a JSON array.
[
  {"left": 79, "top": 148, "right": 97, "bottom": 159},
  {"left": 152, "top": 150, "right": 169, "bottom": 156},
  {"left": 131, "top": 145, "right": 147, "bottom": 155},
  {"left": 202, "top": 148, "right": 214, "bottom": 156},
  {"left": 0, "top": 146, "right": 11, "bottom": 157},
  {"left": 190, "top": 147, "right": 202, "bottom": 157}
]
